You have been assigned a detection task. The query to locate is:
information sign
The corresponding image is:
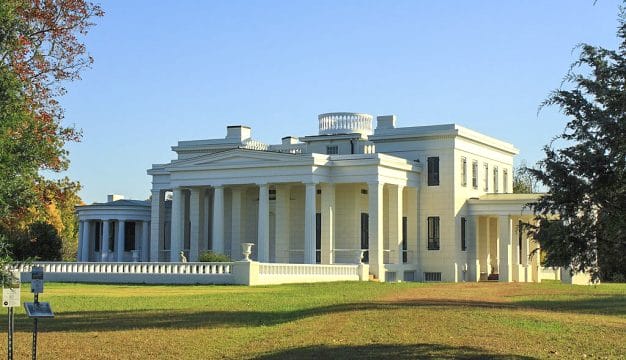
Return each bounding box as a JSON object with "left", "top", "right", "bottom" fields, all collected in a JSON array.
[
  {"left": 24, "top": 302, "right": 54, "bottom": 318},
  {"left": 31, "top": 266, "right": 44, "bottom": 294},
  {"left": 2, "top": 270, "right": 21, "bottom": 307}
]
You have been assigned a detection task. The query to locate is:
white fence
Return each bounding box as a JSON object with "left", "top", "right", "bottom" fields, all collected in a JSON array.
[
  {"left": 17, "top": 261, "right": 368, "bottom": 286},
  {"left": 18, "top": 262, "right": 234, "bottom": 285},
  {"left": 257, "top": 263, "right": 365, "bottom": 285}
]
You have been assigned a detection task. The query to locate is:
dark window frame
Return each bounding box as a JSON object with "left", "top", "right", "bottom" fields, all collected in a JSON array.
[
  {"left": 427, "top": 216, "right": 440, "bottom": 250},
  {"left": 461, "top": 217, "right": 467, "bottom": 251},
  {"left": 427, "top": 157, "right": 440, "bottom": 186}
]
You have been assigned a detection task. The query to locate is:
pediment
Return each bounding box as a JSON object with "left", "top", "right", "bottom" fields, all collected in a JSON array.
[{"left": 167, "top": 149, "right": 311, "bottom": 170}]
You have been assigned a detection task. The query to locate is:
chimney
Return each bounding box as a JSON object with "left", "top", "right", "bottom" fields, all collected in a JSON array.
[
  {"left": 226, "top": 125, "right": 252, "bottom": 141},
  {"left": 107, "top": 194, "right": 125, "bottom": 202},
  {"left": 376, "top": 115, "right": 396, "bottom": 130},
  {"left": 281, "top": 136, "right": 298, "bottom": 145}
]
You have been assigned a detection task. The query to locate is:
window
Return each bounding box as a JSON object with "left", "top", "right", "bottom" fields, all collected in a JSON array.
[
  {"left": 402, "top": 217, "right": 408, "bottom": 263},
  {"left": 472, "top": 161, "right": 478, "bottom": 189},
  {"left": 316, "top": 213, "right": 321, "bottom": 263},
  {"left": 427, "top": 216, "right": 440, "bottom": 250},
  {"left": 124, "top": 222, "right": 136, "bottom": 251},
  {"left": 503, "top": 169, "right": 509, "bottom": 193},
  {"left": 94, "top": 221, "right": 101, "bottom": 252},
  {"left": 360, "top": 213, "right": 369, "bottom": 263},
  {"left": 460, "top": 157, "right": 467, "bottom": 187},
  {"left": 326, "top": 145, "right": 338, "bottom": 155},
  {"left": 427, "top": 157, "right": 440, "bottom": 186},
  {"left": 483, "top": 163, "right": 489, "bottom": 191},
  {"left": 493, "top": 166, "right": 499, "bottom": 193},
  {"left": 461, "top": 217, "right": 467, "bottom": 251},
  {"left": 424, "top": 272, "right": 442, "bottom": 282}
]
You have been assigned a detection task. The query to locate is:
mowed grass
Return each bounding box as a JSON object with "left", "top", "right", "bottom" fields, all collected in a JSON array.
[{"left": 1, "top": 281, "right": 625, "bottom": 359}]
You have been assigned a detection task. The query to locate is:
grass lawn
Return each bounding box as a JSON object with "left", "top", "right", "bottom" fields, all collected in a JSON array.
[{"left": 1, "top": 281, "right": 624, "bottom": 359}]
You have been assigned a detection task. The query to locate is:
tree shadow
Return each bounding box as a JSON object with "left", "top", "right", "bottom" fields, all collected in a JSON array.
[
  {"left": 13, "top": 293, "right": 624, "bottom": 333},
  {"left": 14, "top": 299, "right": 513, "bottom": 332},
  {"left": 254, "top": 343, "right": 538, "bottom": 359},
  {"left": 513, "top": 295, "right": 626, "bottom": 317}
]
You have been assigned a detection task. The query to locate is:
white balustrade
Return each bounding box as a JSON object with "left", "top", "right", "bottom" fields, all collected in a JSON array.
[{"left": 318, "top": 112, "right": 373, "bottom": 136}]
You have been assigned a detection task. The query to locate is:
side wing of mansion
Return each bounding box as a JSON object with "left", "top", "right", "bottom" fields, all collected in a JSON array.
[{"left": 76, "top": 112, "right": 542, "bottom": 283}]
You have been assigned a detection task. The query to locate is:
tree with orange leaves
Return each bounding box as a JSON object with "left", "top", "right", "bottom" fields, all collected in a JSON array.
[{"left": 0, "top": 0, "right": 103, "bottom": 260}]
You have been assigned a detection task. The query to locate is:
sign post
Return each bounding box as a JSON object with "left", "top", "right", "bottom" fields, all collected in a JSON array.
[
  {"left": 3, "top": 269, "right": 21, "bottom": 360},
  {"left": 23, "top": 266, "right": 54, "bottom": 360}
]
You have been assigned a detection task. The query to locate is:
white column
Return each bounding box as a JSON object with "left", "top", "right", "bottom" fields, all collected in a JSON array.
[
  {"left": 304, "top": 182, "right": 317, "bottom": 264},
  {"left": 406, "top": 187, "right": 418, "bottom": 264},
  {"left": 212, "top": 185, "right": 224, "bottom": 254},
  {"left": 101, "top": 220, "right": 110, "bottom": 262},
  {"left": 275, "top": 184, "right": 291, "bottom": 263},
  {"left": 189, "top": 188, "right": 203, "bottom": 262},
  {"left": 389, "top": 184, "right": 403, "bottom": 264},
  {"left": 257, "top": 183, "right": 270, "bottom": 262},
  {"left": 467, "top": 215, "right": 480, "bottom": 282},
  {"left": 81, "top": 220, "right": 91, "bottom": 261},
  {"left": 116, "top": 220, "right": 125, "bottom": 262},
  {"left": 498, "top": 215, "right": 512, "bottom": 282},
  {"left": 320, "top": 183, "right": 335, "bottom": 264},
  {"left": 231, "top": 187, "right": 242, "bottom": 260},
  {"left": 141, "top": 220, "right": 150, "bottom": 262},
  {"left": 368, "top": 182, "right": 385, "bottom": 281},
  {"left": 77, "top": 221, "right": 84, "bottom": 261},
  {"left": 150, "top": 189, "right": 164, "bottom": 261},
  {"left": 479, "top": 217, "right": 489, "bottom": 276},
  {"left": 170, "top": 188, "right": 184, "bottom": 262}
]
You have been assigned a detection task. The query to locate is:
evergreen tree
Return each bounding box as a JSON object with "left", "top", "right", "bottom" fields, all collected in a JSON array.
[{"left": 530, "top": 6, "right": 626, "bottom": 281}]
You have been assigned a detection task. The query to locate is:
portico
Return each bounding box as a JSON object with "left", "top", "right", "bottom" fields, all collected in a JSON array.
[
  {"left": 468, "top": 194, "right": 542, "bottom": 283},
  {"left": 148, "top": 149, "right": 420, "bottom": 281},
  {"left": 76, "top": 198, "right": 151, "bottom": 263}
]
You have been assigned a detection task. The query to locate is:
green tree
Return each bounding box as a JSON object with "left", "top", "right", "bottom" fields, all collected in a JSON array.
[
  {"left": 0, "top": 0, "right": 102, "bottom": 258},
  {"left": 513, "top": 160, "right": 538, "bottom": 193},
  {"left": 529, "top": 6, "right": 626, "bottom": 281}
]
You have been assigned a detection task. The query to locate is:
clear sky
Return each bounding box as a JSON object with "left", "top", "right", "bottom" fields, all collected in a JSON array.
[{"left": 54, "top": 0, "right": 624, "bottom": 204}]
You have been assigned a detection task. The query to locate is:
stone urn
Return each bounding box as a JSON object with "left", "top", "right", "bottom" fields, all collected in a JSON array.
[
  {"left": 358, "top": 250, "right": 367, "bottom": 264},
  {"left": 241, "top": 243, "right": 255, "bottom": 261}
]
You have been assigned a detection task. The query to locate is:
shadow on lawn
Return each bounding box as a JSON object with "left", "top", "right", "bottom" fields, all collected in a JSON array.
[
  {"left": 254, "top": 343, "right": 538, "bottom": 359},
  {"left": 15, "top": 294, "right": 625, "bottom": 333}
]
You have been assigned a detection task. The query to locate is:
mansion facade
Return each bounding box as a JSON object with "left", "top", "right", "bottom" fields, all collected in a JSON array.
[{"left": 76, "top": 112, "right": 541, "bottom": 283}]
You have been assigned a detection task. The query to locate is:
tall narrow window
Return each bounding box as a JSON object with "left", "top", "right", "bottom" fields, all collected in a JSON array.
[
  {"left": 402, "top": 217, "right": 408, "bottom": 263},
  {"left": 124, "top": 221, "right": 135, "bottom": 251},
  {"left": 472, "top": 160, "right": 478, "bottom": 189},
  {"left": 483, "top": 163, "right": 489, "bottom": 191},
  {"left": 503, "top": 169, "right": 509, "bottom": 193},
  {"left": 461, "top": 217, "right": 467, "bottom": 251},
  {"left": 460, "top": 157, "right": 467, "bottom": 187},
  {"left": 428, "top": 157, "right": 440, "bottom": 186},
  {"left": 94, "top": 221, "right": 101, "bottom": 252},
  {"left": 360, "top": 213, "right": 369, "bottom": 263},
  {"left": 493, "top": 166, "right": 499, "bottom": 193},
  {"left": 316, "top": 213, "right": 321, "bottom": 263},
  {"left": 427, "top": 216, "right": 440, "bottom": 250}
]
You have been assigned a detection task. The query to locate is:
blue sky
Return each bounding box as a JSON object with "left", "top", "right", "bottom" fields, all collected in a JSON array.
[{"left": 54, "top": 0, "right": 624, "bottom": 203}]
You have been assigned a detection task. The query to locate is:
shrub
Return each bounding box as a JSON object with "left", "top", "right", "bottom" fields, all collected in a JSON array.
[{"left": 198, "top": 251, "right": 230, "bottom": 262}]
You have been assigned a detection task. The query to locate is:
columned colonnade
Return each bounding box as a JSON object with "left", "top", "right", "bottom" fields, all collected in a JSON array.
[
  {"left": 150, "top": 181, "right": 415, "bottom": 280},
  {"left": 77, "top": 218, "right": 150, "bottom": 262},
  {"left": 465, "top": 214, "right": 539, "bottom": 283}
]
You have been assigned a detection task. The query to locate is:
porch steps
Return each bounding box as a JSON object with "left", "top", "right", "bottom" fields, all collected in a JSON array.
[{"left": 368, "top": 274, "right": 380, "bottom": 282}]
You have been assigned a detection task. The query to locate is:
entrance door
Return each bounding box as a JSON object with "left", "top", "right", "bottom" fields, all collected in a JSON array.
[{"left": 361, "top": 213, "right": 369, "bottom": 263}]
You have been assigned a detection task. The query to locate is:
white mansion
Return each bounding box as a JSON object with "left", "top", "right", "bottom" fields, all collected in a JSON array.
[{"left": 76, "top": 112, "right": 542, "bottom": 283}]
